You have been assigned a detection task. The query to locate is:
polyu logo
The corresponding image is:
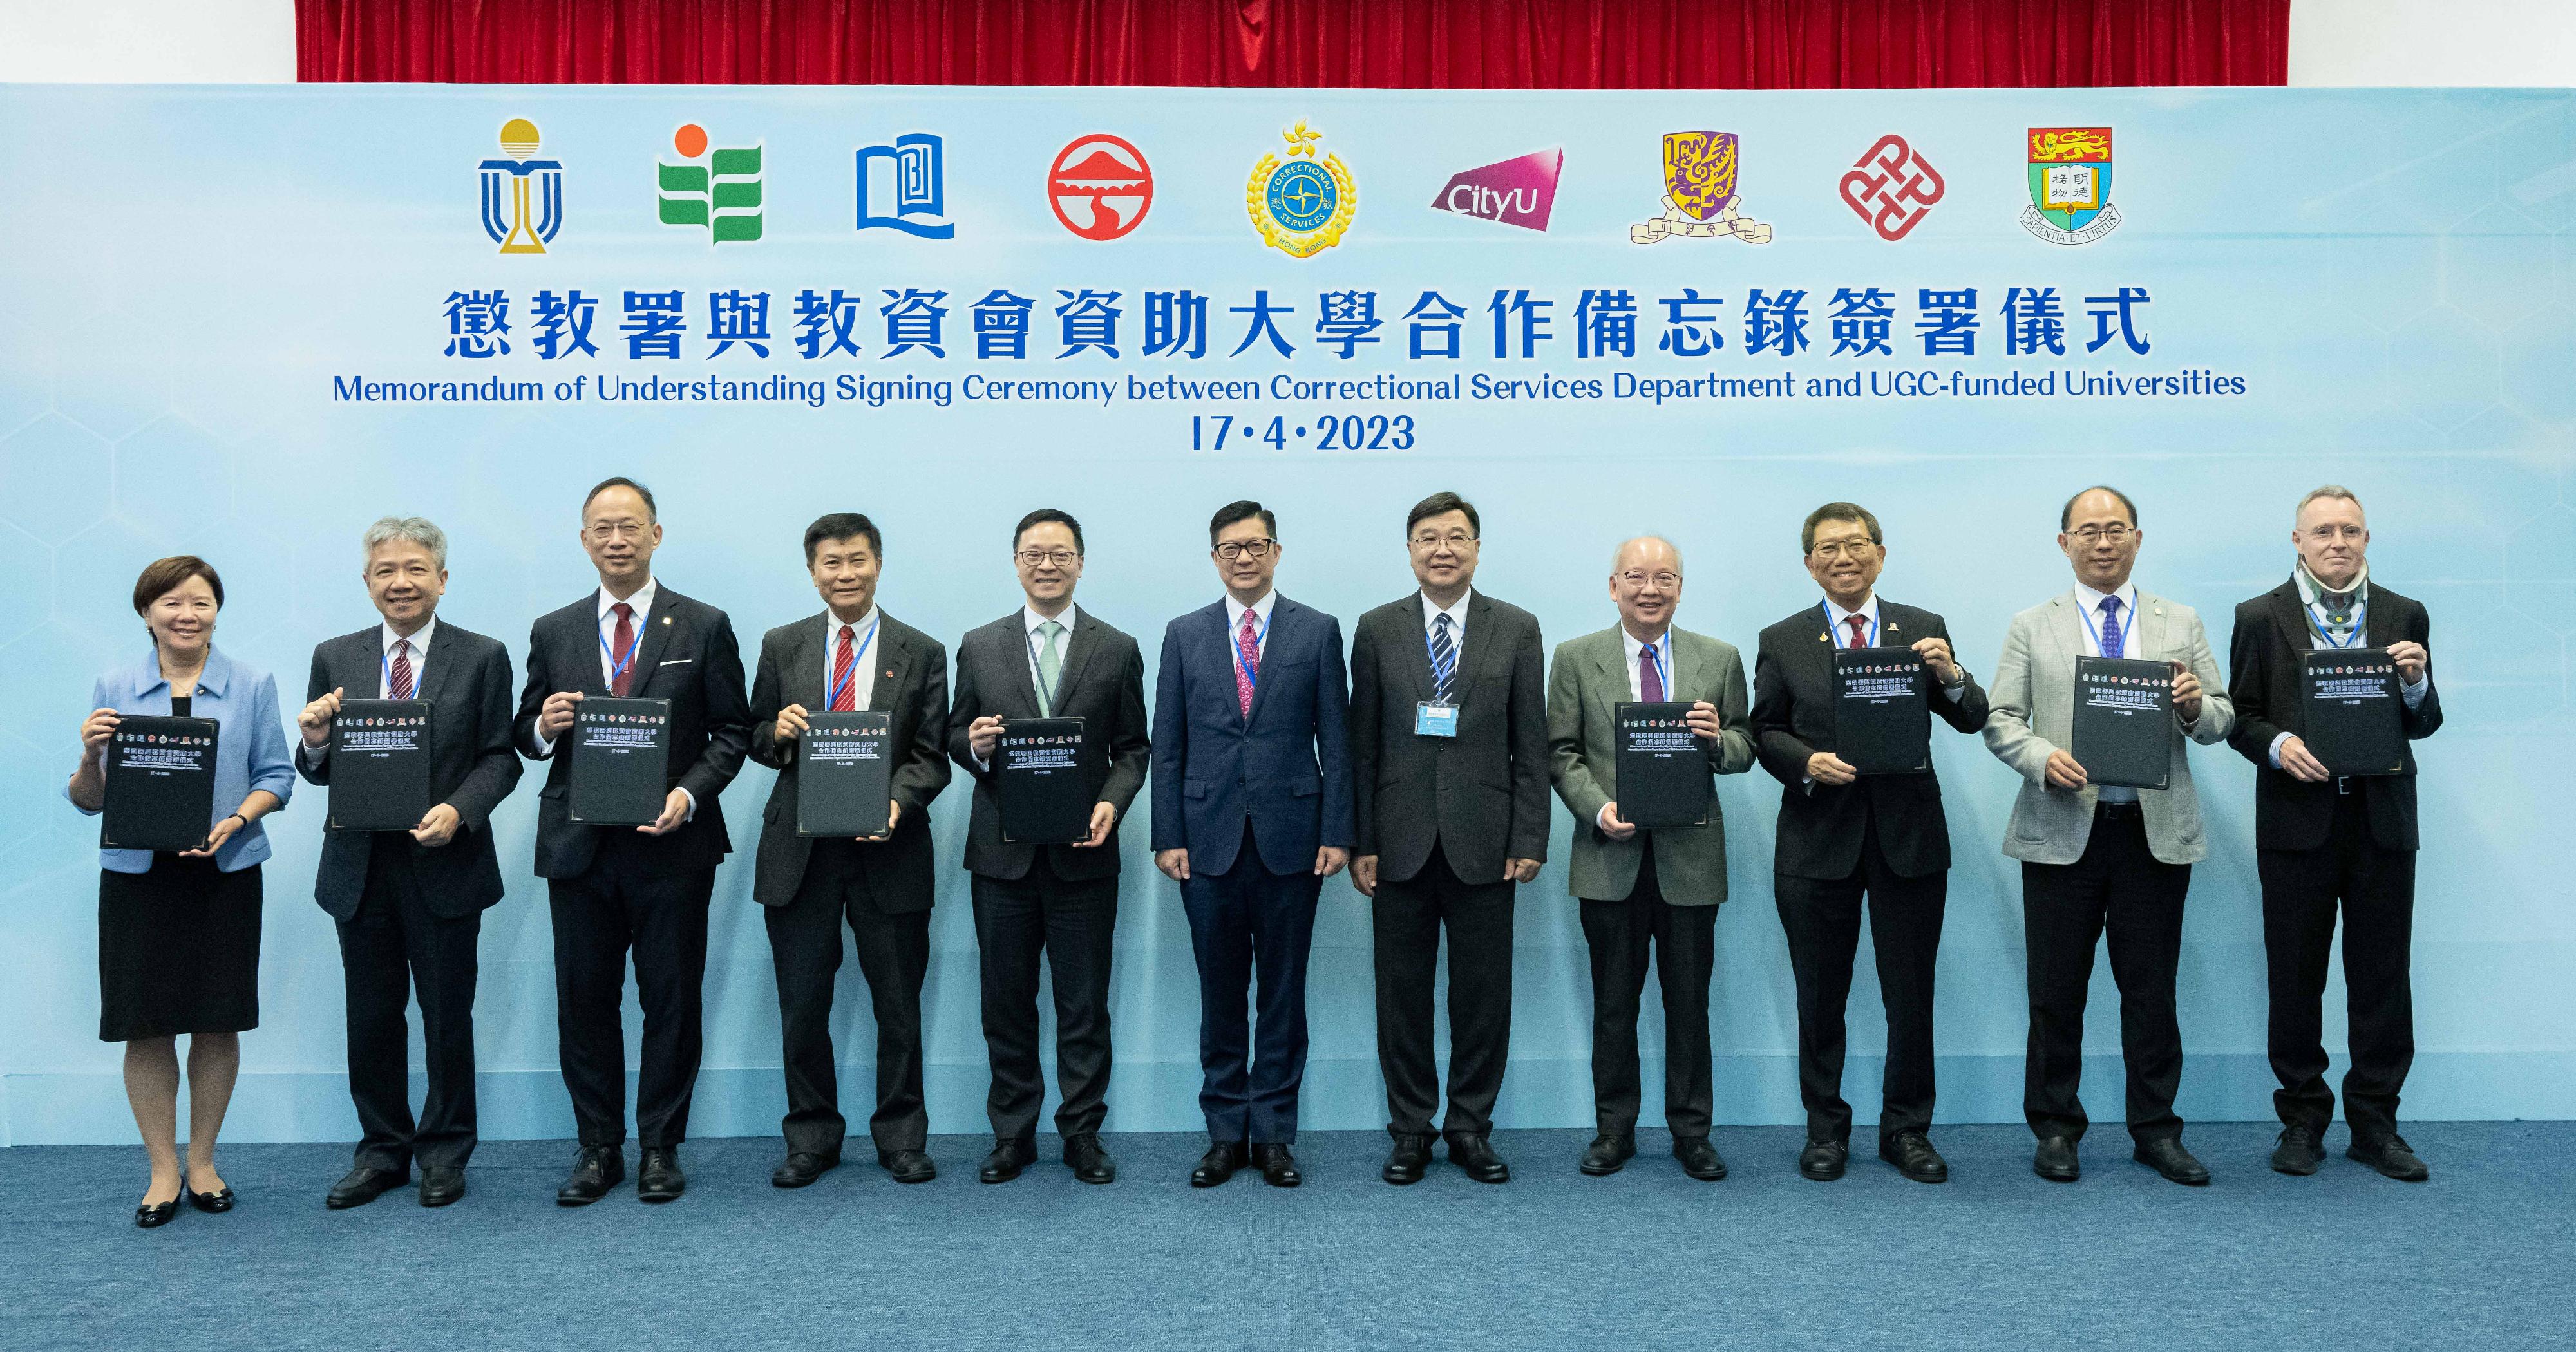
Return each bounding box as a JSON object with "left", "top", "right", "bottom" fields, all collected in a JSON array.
[{"left": 1430, "top": 148, "right": 1561, "bottom": 232}]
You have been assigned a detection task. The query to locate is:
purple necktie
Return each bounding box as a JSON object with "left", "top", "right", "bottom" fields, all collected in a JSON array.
[{"left": 1640, "top": 641, "right": 1665, "bottom": 702}]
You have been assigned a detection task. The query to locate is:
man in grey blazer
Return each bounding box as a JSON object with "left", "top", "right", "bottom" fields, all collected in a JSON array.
[
  {"left": 1547, "top": 536, "right": 1756, "bottom": 1181},
  {"left": 1984, "top": 485, "right": 2234, "bottom": 1187}
]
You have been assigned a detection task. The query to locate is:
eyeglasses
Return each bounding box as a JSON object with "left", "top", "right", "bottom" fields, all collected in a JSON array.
[
  {"left": 1410, "top": 532, "right": 1478, "bottom": 550},
  {"left": 1808, "top": 540, "right": 1879, "bottom": 561},
  {"left": 1016, "top": 549, "right": 1080, "bottom": 567},
  {"left": 586, "top": 520, "right": 650, "bottom": 541},
  {"left": 1214, "top": 539, "right": 1277, "bottom": 560},
  {"left": 1615, "top": 571, "right": 1681, "bottom": 590},
  {"left": 2067, "top": 525, "right": 2134, "bottom": 544}
]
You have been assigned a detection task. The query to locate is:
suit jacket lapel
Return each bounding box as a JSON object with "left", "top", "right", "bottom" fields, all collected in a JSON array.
[
  {"left": 2363, "top": 585, "right": 2398, "bottom": 648},
  {"left": 869, "top": 617, "right": 914, "bottom": 715},
  {"left": 569, "top": 602, "right": 611, "bottom": 698},
  {"left": 2049, "top": 592, "right": 2088, "bottom": 666},
  {"left": 2134, "top": 590, "right": 2168, "bottom": 662},
  {"left": 623, "top": 590, "right": 677, "bottom": 695},
  {"left": 1245, "top": 599, "right": 1292, "bottom": 728},
  {"left": 1454, "top": 593, "right": 1499, "bottom": 697},
  {"left": 2268, "top": 583, "right": 2310, "bottom": 655},
  {"left": 1045, "top": 611, "right": 1098, "bottom": 715},
  {"left": 1405, "top": 598, "right": 1437, "bottom": 702},
  {"left": 416, "top": 623, "right": 459, "bottom": 706}
]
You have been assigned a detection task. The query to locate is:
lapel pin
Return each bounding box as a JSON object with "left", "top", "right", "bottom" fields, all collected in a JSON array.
[
  {"left": 885, "top": 668, "right": 895, "bottom": 679},
  {"left": 661, "top": 616, "right": 672, "bottom": 626}
]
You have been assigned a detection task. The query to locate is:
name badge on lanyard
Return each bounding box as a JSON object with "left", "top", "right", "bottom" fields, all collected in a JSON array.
[{"left": 1414, "top": 700, "right": 1459, "bottom": 737}]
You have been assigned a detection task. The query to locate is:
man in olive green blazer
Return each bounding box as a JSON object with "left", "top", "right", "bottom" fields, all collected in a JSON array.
[{"left": 1547, "top": 536, "right": 1756, "bottom": 1182}]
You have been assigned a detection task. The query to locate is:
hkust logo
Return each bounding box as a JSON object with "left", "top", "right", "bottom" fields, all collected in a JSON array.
[
  {"left": 2022, "top": 127, "right": 2119, "bottom": 245},
  {"left": 857, "top": 133, "right": 953, "bottom": 238},
  {"left": 1048, "top": 134, "right": 1153, "bottom": 241},
  {"left": 1247, "top": 121, "right": 1356, "bottom": 258},
  {"left": 1632, "top": 131, "right": 1771, "bottom": 245},
  {"left": 478, "top": 118, "right": 564, "bottom": 254},
  {"left": 1430, "top": 147, "right": 1561, "bottom": 232},
  {"left": 658, "top": 124, "right": 763, "bottom": 244}
]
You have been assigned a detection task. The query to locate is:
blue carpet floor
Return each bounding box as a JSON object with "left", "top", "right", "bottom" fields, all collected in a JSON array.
[{"left": 5, "top": 1122, "right": 2569, "bottom": 1351}]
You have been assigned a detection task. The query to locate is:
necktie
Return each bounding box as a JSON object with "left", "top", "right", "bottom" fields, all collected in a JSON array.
[
  {"left": 1034, "top": 619, "right": 1065, "bottom": 717},
  {"left": 1844, "top": 614, "right": 1869, "bottom": 650},
  {"left": 2098, "top": 597, "right": 2125, "bottom": 660},
  {"left": 830, "top": 624, "right": 857, "bottom": 712},
  {"left": 1640, "top": 641, "right": 1665, "bottom": 702},
  {"left": 1235, "top": 608, "right": 1260, "bottom": 718},
  {"left": 1430, "top": 614, "right": 1456, "bottom": 703},
  {"left": 609, "top": 603, "right": 636, "bottom": 696},
  {"left": 389, "top": 638, "right": 415, "bottom": 700}
]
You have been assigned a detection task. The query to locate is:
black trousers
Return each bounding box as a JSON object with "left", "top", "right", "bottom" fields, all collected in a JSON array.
[
  {"left": 1179, "top": 823, "right": 1323, "bottom": 1145},
  {"left": 2260, "top": 791, "right": 2417, "bottom": 1140},
  {"left": 547, "top": 834, "right": 715, "bottom": 1150},
  {"left": 766, "top": 838, "right": 932, "bottom": 1156},
  {"left": 339, "top": 841, "right": 482, "bottom": 1171},
  {"left": 971, "top": 854, "right": 1118, "bottom": 1144},
  {"left": 1578, "top": 848, "right": 1719, "bottom": 1138},
  {"left": 2021, "top": 803, "right": 2192, "bottom": 1144},
  {"left": 1774, "top": 813, "right": 1946, "bottom": 1145},
  {"left": 1373, "top": 842, "right": 1516, "bottom": 1140}
]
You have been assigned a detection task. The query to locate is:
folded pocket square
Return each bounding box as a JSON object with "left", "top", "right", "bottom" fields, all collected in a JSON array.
[{"left": 659, "top": 659, "right": 693, "bottom": 666}]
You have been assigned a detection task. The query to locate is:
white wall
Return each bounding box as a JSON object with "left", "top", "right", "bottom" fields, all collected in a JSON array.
[{"left": 0, "top": 0, "right": 294, "bottom": 83}]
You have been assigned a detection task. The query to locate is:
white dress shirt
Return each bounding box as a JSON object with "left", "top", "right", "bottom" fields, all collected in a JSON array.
[
  {"left": 819, "top": 605, "right": 884, "bottom": 714},
  {"left": 300, "top": 616, "right": 438, "bottom": 767},
  {"left": 2073, "top": 580, "right": 2145, "bottom": 803},
  {"left": 1618, "top": 623, "right": 1680, "bottom": 702},
  {"left": 1223, "top": 589, "right": 1278, "bottom": 665}
]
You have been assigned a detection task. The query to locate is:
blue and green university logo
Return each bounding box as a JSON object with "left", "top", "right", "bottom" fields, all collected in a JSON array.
[
  {"left": 659, "top": 123, "right": 762, "bottom": 243},
  {"left": 478, "top": 118, "right": 563, "bottom": 254},
  {"left": 1247, "top": 122, "right": 1356, "bottom": 258}
]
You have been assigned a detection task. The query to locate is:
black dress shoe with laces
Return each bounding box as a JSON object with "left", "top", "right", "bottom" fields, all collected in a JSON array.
[
  {"left": 637, "top": 1147, "right": 686, "bottom": 1202},
  {"left": 880, "top": 1149, "right": 937, "bottom": 1184},
  {"left": 1446, "top": 1134, "right": 1510, "bottom": 1184},
  {"left": 1672, "top": 1135, "right": 1728, "bottom": 1181},
  {"left": 1799, "top": 1139, "right": 1848, "bottom": 1181},
  {"left": 2347, "top": 1132, "right": 2429, "bottom": 1181},
  {"left": 771, "top": 1152, "right": 838, "bottom": 1188},
  {"left": 2032, "top": 1134, "right": 2080, "bottom": 1182},
  {"left": 1381, "top": 1132, "right": 1434, "bottom": 1185},
  {"left": 1579, "top": 1133, "right": 1636, "bottom": 1176},
  {"left": 328, "top": 1165, "right": 408, "bottom": 1210},
  {"left": 1880, "top": 1131, "right": 1949, "bottom": 1185},
  {"left": 1252, "top": 1143, "right": 1302, "bottom": 1188},
  {"left": 979, "top": 1138, "right": 1037, "bottom": 1184},
  {"left": 2271, "top": 1123, "right": 2325, "bottom": 1176},
  {"left": 2132, "top": 1136, "right": 2211, "bottom": 1185},
  {"left": 556, "top": 1146, "right": 624, "bottom": 1206},
  {"left": 1063, "top": 1134, "right": 1117, "bottom": 1184},
  {"left": 417, "top": 1166, "right": 466, "bottom": 1207},
  {"left": 1191, "top": 1141, "right": 1248, "bottom": 1188}
]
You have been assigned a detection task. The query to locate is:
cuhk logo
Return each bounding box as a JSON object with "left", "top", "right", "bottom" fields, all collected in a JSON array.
[
  {"left": 1048, "top": 134, "right": 1153, "bottom": 241},
  {"left": 1430, "top": 148, "right": 1561, "bottom": 231}
]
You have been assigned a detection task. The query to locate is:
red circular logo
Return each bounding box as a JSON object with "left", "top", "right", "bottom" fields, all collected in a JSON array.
[{"left": 1048, "top": 134, "right": 1153, "bottom": 241}]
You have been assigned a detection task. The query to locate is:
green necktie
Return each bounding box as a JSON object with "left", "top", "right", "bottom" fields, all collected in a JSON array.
[{"left": 1034, "top": 619, "right": 1065, "bottom": 717}]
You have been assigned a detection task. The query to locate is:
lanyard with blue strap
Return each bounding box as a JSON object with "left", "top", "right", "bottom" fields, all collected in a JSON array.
[
  {"left": 1820, "top": 601, "right": 1877, "bottom": 648},
  {"left": 2306, "top": 597, "right": 2368, "bottom": 650},
  {"left": 1638, "top": 635, "right": 1671, "bottom": 696},
  {"left": 1234, "top": 606, "right": 1271, "bottom": 693},
  {"left": 826, "top": 617, "right": 880, "bottom": 711},
  {"left": 2075, "top": 593, "right": 2129, "bottom": 659},
  {"left": 1425, "top": 614, "right": 1459, "bottom": 693},
  {"left": 599, "top": 610, "right": 643, "bottom": 689}
]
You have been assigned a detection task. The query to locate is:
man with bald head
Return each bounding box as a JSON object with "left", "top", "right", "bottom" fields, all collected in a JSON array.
[
  {"left": 1548, "top": 536, "right": 1755, "bottom": 1180},
  {"left": 2225, "top": 486, "right": 2441, "bottom": 1181}
]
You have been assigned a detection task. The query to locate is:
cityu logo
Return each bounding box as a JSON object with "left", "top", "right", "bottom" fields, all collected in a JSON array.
[{"left": 1430, "top": 148, "right": 1562, "bottom": 231}]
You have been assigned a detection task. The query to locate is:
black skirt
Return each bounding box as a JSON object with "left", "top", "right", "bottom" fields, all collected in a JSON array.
[{"left": 97, "top": 856, "right": 262, "bottom": 1042}]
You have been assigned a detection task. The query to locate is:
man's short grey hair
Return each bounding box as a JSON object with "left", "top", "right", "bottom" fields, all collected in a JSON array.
[
  {"left": 2295, "top": 485, "right": 2363, "bottom": 525},
  {"left": 1611, "top": 535, "right": 1683, "bottom": 575},
  {"left": 361, "top": 516, "right": 449, "bottom": 569}
]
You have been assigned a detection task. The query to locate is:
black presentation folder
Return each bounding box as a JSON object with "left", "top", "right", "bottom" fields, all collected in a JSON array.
[
  {"left": 100, "top": 715, "right": 222, "bottom": 852},
  {"left": 569, "top": 697, "right": 672, "bottom": 826},
  {"left": 1832, "top": 648, "right": 1931, "bottom": 775},
  {"left": 997, "top": 717, "right": 1094, "bottom": 845},
  {"left": 799, "top": 711, "right": 893, "bottom": 837},
  {"left": 327, "top": 699, "right": 435, "bottom": 831},
  {"left": 2302, "top": 648, "right": 2404, "bottom": 776},
  {"left": 1615, "top": 701, "right": 1712, "bottom": 829},
  {"left": 2071, "top": 657, "right": 2174, "bottom": 791}
]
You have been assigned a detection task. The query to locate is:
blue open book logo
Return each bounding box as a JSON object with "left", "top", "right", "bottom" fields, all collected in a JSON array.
[{"left": 856, "top": 133, "right": 954, "bottom": 239}]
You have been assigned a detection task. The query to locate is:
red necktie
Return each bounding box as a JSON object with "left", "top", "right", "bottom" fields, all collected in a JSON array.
[
  {"left": 1235, "top": 609, "right": 1260, "bottom": 718},
  {"left": 609, "top": 603, "right": 636, "bottom": 696},
  {"left": 1845, "top": 615, "right": 1870, "bottom": 650},
  {"left": 830, "top": 624, "right": 857, "bottom": 711},
  {"left": 389, "top": 639, "right": 415, "bottom": 700}
]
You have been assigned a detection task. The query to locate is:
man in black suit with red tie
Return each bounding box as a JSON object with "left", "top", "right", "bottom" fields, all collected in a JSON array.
[
  {"left": 749, "top": 512, "right": 952, "bottom": 1187},
  {"left": 516, "top": 478, "right": 751, "bottom": 1206},
  {"left": 1751, "top": 502, "right": 1988, "bottom": 1185}
]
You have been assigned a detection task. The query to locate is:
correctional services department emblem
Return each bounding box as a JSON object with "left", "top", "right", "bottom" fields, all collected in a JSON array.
[
  {"left": 1631, "top": 131, "right": 1770, "bottom": 245},
  {"left": 1247, "top": 121, "right": 1356, "bottom": 258},
  {"left": 2020, "top": 127, "right": 2119, "bottom": 245},
  {"left": 478, "top": 118, "right": 563, "bottom": 254},
  {"left": 658, "top": 123, "right": 763, "bottom": 244}
]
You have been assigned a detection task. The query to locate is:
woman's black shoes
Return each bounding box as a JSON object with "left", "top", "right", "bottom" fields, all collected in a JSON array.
[
  {"left": 135, "top": 1198, "right": 180, "bottom": 1229},
  {"left": 187, "top": 1186, "right": 236, "bottom": 1213}
]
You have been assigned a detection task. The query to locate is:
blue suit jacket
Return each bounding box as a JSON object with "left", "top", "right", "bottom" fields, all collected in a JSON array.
[
  {"left": 73, "top": 645, "right": 296, "bottom": 874},
  {"left": 1150, "top": 594, "right": 1354, "bottom": 876}
]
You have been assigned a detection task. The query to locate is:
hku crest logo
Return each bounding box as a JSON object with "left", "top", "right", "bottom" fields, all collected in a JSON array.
[
  {"left": 1430, "top": 147, "right": 1561, "bottom": 232},
  {"left": 479, "top": 118, "right": 564, "bottom": 254},
  {"left": 1632, "top": 131, "right": 1770, "bottom": 245},
  {"left": 658, "top": 124, "right": 763, "bottom": 244},
  {"left": 1247, "top": 122, "right": 1356, "bottom": 258},
  {"left": 2022, "top": 127, "right": 2120, "bottom": 245},
  {"left": 1839, "top": 133, "right": 1944, "bottom": 241},
  {"left": 1048, "top": 134, "right": 1153, "bottom": 241},
  {"left": 857, "top": 133, "right": 954, "bottom": 238}
]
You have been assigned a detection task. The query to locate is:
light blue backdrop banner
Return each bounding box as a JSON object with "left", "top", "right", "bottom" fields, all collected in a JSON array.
[{"left": 1, "top": 84, "right": 2569, "bottom": 1147}]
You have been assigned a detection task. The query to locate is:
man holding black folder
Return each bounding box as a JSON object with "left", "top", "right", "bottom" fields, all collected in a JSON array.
[
  {"left": 2225, "top": 486, "right": 2442, "bottom": 1181},
  {"left": 516, "top": 478, "right": 751, "bottom": 1205},
  {"left": 1750, "top": 503, "right": 1987, "bottom": 1185},
  {"left": 1983, "top": 486, "right": 2233, "bottom": 1187},
  {"left": 951, "top": 509, "right": 1150, "bottom": 1186},
  {"left": 295, "top": 517, "right": 522, "bottom": 1210},
  {"left": 748, "top": 512, "right": 952, "bottom": 1188}
]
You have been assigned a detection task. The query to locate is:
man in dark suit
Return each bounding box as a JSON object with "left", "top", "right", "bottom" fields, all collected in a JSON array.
[
  {"left": 1347, "top": 492, "right": 1548, "bottom": 1186},
  {"left": 749, "top": 512, "right": 952, "bottom": 1187},
  {"left": 950, "top": 509, "right": 1149, "bottom": 1187},
  {"left": 1151, "top": 500, "right": 1354, "bottom": 1188},
  {"left": 294, "top": 516, "right": 522, "bottom": 1210},
  {"left": 516, "top": 477, "right": 750, "bottom": 1205},
  {"left": 2226, "top": 485, "right": 2443, "bottom": 1181},
  {"left": 1750, "top": 502, "right": 1988, "bottom": 1186}
]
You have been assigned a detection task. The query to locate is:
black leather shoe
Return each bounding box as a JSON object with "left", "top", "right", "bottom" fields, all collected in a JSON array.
[
  {"left": 2271, "top": 1123, "right": 2325, "bottom": 1176},
  {"left": 1447, "top": 1134, "right": 1510, "bottom": 1184},
  {"left": 1063, "top": 1134, "right": 1117, "bottom": 1185},
  {"left": 2347, "top": 1132, "right": 2430, "bottom": 1182},
  {"left": 2133, "top": 1137, "right": 2211, "bottom": 1186},
  {"left": 1880, "top": 1131, "right": 1949, "bottom": 1185},
  {"left": 417, "top": 1166, "right": 465, "bottom": 1208},
  {"left": 2033, "top": 1135, "right": 2080, "bottom": 1181},
  {"left": 1673, "top": 1135, "right": 1727, "bottom": 1181},
  {"left": 770, "top": 1152, "right": 838, "bottom": 1189},
  {"left": 1798, "top": 1139, "right": 1848, "bottom": 1181},
  {"left": 328, "top": 1165, "right": 408, "bottom": 1210},
  {"left": 1252, "top": 1143, "right": 1302, "bottom": 1188},
  {"left": 186, "top": 1185, "right": 236, "bottom": 1214},
  {"left": 637, "top": 1148, "right": 685, "bottom": 1202},
  {"left": 555, "top": 1146, "right": 624, "bottom": 1206},
  {"left": 880, "top": 1149, "right": 937, "bottom": 1184},
  {"left": 1190, "top": 1141, "right": 1248, "bottom": 1188},
  {"left": 978, "top": 1138, "right": 1037, "bottom": 1184},
  {"left": 135, "top": 1198, "right": 179, "bottom": 1229},
  {"left": 1381, "top": 1132, "right": 1434, "bottom": 1185},
  {"left": 1578, "top": 1133, "right": 1636, "bottom": 1176}
]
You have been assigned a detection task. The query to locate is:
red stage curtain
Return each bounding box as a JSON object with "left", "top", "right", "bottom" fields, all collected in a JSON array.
[{"left": 297, "top": 0, "right": 2288, "bottom": 88}]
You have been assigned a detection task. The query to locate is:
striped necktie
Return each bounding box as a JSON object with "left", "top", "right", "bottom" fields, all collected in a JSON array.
[{"left": 1429, "top": 613, "right": 1457, "bottom": 702}]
